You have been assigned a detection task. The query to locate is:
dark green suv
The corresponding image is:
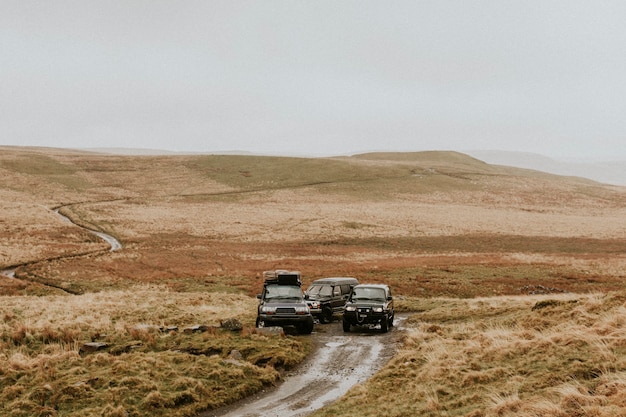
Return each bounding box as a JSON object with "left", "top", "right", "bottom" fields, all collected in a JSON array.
[
  {"left": 305, "top": 277, "right": 359, "bottom": 323},
  {"left": 342, "top": 284, "right": 394, "bottom": 333}
]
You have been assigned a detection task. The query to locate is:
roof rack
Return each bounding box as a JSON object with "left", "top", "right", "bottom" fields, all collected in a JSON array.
[{"left": 263, "top": 270, "right": 302, "bottom": 286}]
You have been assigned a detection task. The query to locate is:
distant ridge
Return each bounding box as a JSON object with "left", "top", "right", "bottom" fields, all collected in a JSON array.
[
  {"left": 7, "top": 145, "right": 622, "bottom": 186},
  {"left": 466, "top": 150, "right": 626, "bottom": 186}
]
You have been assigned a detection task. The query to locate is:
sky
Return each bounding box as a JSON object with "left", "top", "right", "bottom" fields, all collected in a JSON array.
[{"left": 2, "top": 1, "right": 626, "bottom": 161}]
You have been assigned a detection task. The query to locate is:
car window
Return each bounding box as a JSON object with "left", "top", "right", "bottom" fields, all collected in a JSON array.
[
  {"left": 306, "top": 285, "right": 322, "bottom": 295},
  {"left": 333, "top": 286, "right": 341, "bottom": 296},
  {"left": 265, "top": 285, "right": 302, "bottom": 300},
  {"left": 352, "top": 287, "right": 386, "bottom": 301},
  {"left": 340, "top": 284, "right": 351, "bottom": 295},
  {"left": 307, "top": 284, "right": 332, "bottom": 296}
]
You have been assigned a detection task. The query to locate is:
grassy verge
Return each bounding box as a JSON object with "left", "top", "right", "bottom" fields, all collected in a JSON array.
[
  {"left": 313, "top": 291, "right": 626, "bottom": 417},
  {"left": 0, "top": 287, "right": 310, "bottom": 417}
]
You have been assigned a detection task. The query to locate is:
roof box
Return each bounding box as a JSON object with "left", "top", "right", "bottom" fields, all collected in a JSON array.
[{"left": 263, "top": 270, "right": 302, "bottom": 286}]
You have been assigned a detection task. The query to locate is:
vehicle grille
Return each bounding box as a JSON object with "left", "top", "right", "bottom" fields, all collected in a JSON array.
[{"left": 276, "top": 308, "right": 296, "bottom": 314}]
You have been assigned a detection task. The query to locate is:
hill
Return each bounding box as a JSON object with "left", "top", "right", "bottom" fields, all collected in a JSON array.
[{"left": 1, "top": 146, "right": 626, "bottom": 416}]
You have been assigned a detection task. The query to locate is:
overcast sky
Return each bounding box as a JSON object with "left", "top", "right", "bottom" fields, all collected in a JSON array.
[{"left": 2, "top": 1, "right": 626, "bottom": 160}]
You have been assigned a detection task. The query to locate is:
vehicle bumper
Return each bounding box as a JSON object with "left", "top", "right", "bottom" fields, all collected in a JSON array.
[
  {"left": 343, "top": 311, "right": 387, "bottom": 326},
  {"left": 258, "top": 314, "right": 313, "bottom": 327}
]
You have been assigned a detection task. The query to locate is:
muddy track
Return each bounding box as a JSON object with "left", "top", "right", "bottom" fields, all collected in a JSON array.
[
  {"left": 203, "top": 316, "right": 406, "bottom": 417},
  {"left": 54, "top": 208, "right": 122, "bottom": 251},
  {"left": 0, "top": 207, "right": 121, "bottom": 284}
]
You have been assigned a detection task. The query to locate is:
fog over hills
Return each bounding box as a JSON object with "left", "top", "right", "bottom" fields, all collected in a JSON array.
[
  {"left": 466, "top": 151, "right": 626, "bottom": 186},
  {"left": 82, "top": 147, "right": 625, "bottom": 187}
]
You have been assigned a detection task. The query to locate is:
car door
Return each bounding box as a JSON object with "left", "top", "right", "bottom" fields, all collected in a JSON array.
[{"left": 330, "top": 285, "right": 344, "bottom": 313}]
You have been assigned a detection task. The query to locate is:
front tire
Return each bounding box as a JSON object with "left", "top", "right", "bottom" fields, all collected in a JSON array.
[
  {"left": 380, "top": 316, "right": 389, "bottom": 333},
  {"left": 255, "top": 317, "right": 265, "bottom": 328},
  {"left": 298, "top": 318, "right": 314, "bottom": 334},
  {"left": 342, "top": 319, "right": 351, "bottom": 332},
  {"left": 320, "top": 306, "right": 333, "bottom": 323}
]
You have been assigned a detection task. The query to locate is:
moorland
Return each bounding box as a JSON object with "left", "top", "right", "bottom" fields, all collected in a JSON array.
[{"left": 1, "top": 146, "right": 625, "bottom": 417}]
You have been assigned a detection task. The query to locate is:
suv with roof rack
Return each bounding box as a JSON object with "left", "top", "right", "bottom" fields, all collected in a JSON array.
[{"left": 256, "top": 270, "right": 314, "bottom": 334}]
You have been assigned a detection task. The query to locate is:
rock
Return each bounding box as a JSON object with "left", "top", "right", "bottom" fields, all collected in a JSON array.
[
  {"left": 221, "top": 318, "right": 243, "bottom": 332},
  {"left": 228, "top": 349, "right": 243, "bottom": 360}
]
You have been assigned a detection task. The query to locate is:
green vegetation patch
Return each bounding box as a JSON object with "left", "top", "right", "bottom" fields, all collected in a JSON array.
[
  {"left": 1, "top": 154, "right": 90, "bottom": 191},
  {"left": 180, "top": 154, "right": 486, "bottom": 199},
  {"left": 1, "top": 154, "right": 77, "bottom": 176}
]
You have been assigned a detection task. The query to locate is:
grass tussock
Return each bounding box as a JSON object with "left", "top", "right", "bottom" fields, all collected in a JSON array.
[
  {"left": 312, "top": 291, "right": 626, "bottom": 417},
  {"left": 0, "top": 287, "right": 310, "bottom": 416}
]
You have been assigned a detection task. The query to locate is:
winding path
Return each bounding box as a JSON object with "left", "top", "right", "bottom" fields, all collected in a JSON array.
[
  {"left": 54, "top": 208, "right": 122, "bottom": 251},
  {"left": 0, "top": 207, "right": 121, "bottom": 279}
]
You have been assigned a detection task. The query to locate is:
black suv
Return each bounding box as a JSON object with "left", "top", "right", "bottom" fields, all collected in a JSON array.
[
  {"left": 256, "top": 270, "right": 314, "bottom": 334},
  {"left": 342, "top": 284, "right": 394, "bottom": 333},
  {"left": 305, "top": 277, "right": 359, "bottom": 323}
]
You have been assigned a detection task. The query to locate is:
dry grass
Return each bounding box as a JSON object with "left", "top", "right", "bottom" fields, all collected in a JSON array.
[
  {"left": 1, "top": 146, "right": 626, "bottom": 415},
  {"left": 0, "top": 287, "right": 309, "bottom": 416},
  {"left": 313, "top": 292, "right": 626, "bottom": 417}
]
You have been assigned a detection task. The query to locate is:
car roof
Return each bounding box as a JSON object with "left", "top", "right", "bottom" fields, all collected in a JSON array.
[
  {"left": 353, "top": 284, "right": 389, "bottom": 289},
  {"left": 309, "top": 277, "right": 359, "bottom": 285}
]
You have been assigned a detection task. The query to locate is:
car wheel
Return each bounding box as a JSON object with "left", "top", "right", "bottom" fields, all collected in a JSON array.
[
  {"left": 320, "top": 306, "right": 333, "bottom": 323},
  {"left": 380, "top": 316, "right": 389, "bottom": 333},
  {"left": 342, "top": 319, "right": 351, "bottom": 332},
  {"left": 389, "top": 313, "right": 394, "bottom": 327},
  {"left": 255, "top": 318, "right": 265, "bottom": 328},
  {"left": 299, "top": 319, "right": 314, "bottom": 334}
]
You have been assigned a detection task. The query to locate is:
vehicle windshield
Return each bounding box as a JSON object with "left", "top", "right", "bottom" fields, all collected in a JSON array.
[
  {"left": 264, "top": 285, "right": 303, "bottom": 301},
  {"left": 351, "top": 287, "right": 386, "bottom": 302},
  {"left": 306, "top": 285, "right": 332, "bottom": 297}
]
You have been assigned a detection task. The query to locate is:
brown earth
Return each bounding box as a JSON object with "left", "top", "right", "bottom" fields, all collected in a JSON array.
[
  {"left": 2, "top": 146, "right": 626, "bottom": 416},
  {"left": 1, "top": 146, "right": 625, "bottom": 298}
]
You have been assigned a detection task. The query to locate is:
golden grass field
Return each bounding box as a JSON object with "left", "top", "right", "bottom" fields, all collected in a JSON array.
[{"left": 1, "top": 146, "right": 626, "bottom": 416}]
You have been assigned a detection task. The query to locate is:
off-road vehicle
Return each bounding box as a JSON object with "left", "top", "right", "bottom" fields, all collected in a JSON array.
[
  {"left": 342, "top": 284, "right": 394, "bottom": 333},
  {"left": 256, "top": 270, "right": 314, "bottom": 334},
  {"left": 305, "top": 277, "right": 359, "bottom": 323}
]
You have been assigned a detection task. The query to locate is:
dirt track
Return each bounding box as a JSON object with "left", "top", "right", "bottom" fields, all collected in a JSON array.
[{"left": 204, "top": 316, "right": 406, "bottom": 417}]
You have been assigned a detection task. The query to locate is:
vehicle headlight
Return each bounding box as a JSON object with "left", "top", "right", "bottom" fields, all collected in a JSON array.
[
  {"left": 295, "top": 306, "right": 310, "bottom": 315},
  {"left": 261, "top": 306, "right": 276, "bottom": 314},
  {"left": 345, "top": 305, "right": 356, "bottom": 312},
  {"left": 373, "top": 307, "right": 383, "bottom": 313}
]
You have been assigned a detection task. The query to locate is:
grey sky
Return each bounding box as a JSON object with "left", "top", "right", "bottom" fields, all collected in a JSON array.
[{"left": 2, "top": 1, "right": 626, "bottom": 160}]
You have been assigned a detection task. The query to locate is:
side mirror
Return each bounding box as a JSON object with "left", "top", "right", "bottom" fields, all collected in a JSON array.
[
  {"left": 256, "top": 294, "right": 262, "bottom": 299},
  {"left": 304, "top": 294, "right": 310, "bottom": 300},
  {"left": 387, "top": 296, "right": 393, "bottom": 301}
]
